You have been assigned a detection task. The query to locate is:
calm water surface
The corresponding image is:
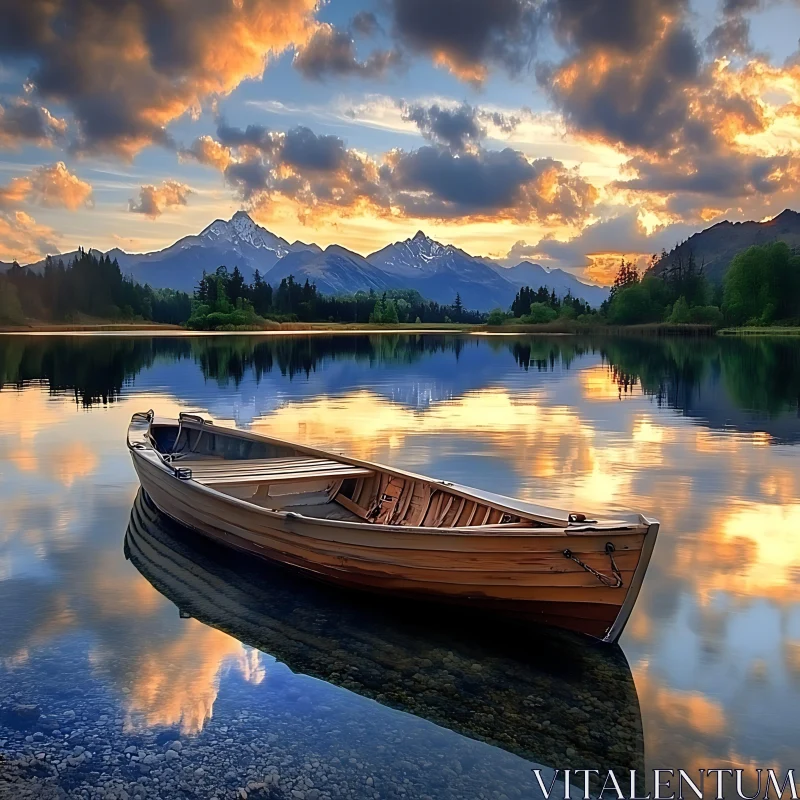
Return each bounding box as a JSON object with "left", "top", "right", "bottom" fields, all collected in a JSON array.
[{"left": 1, "top": 333, "right": 800, "bottom": 799}]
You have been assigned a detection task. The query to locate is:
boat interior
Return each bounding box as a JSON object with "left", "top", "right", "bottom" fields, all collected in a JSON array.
[{"left": 147, "top": 418, "right": 558, "bottom": 530}]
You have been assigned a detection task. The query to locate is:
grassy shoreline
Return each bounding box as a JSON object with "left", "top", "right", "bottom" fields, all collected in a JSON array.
[
  {"left": 0, "top": 320, "right": 479, "bottom": 334},
  {"left": 3, "top": 319, "right": 799, "bottom": 337},
  {"left": 717, "top": 326, "right": 800, "bottom": 336}
]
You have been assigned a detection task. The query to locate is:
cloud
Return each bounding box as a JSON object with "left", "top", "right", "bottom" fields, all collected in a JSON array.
[
  {"left": 387, "top": 0, "right": 541, "bottom": 83},
  {"left": 531, "top": 0, "right": 800, "bottom": 221},
  {"left": 400, "top": 103, "right": 485, "bottom": 151},
  {"left": 0, "top": 210, "right": 59, "bottom": 262},
  {"left": 0, "top": 99, "right": 67, "bottom": 149},
  {"left": 281, "top": 126, "right": 350, "bottom": 172},
  {"left": 385, "top": 145, "right": 598, "bottom": 221},
  {"left": 180, "top": 135, "right": 232, "bottom": 172},
  {"left": 128, "top": 181, "right": 192, "bottom": 219},
  {"left": 0, "top": 177, "right": 31, "bottom": 210},
  {"left": 0, "top": 0, "right": 319, "bottom": 156},
  {"left": 546, "top": 0, "right": 688, "bottom": 54},
  {"left": 614, "top": 150, "right": 799, "bottom": 198},
  {"left": 706, "top": 15, "right": 752, "bottom": 57},
  {"left": 192, "top": 120, "right": 598, "bottom": 226},
  {"left": 399, "top": 101, "right": 524, "bottom": 151},
  {"left": 540, "top": 21, "right": 703, "bottom": 155},
  {"left": 293, "top": 23, "right": 403, "bottom": 81},
  {"left": 0, "top": 162, "right": 92, "bottom": 211},
  {"left": 351, "top": 11, "right": 382, "bottom": 37},
  {"left": 504, "top": 209, "right": 701, "bottom": 280}
]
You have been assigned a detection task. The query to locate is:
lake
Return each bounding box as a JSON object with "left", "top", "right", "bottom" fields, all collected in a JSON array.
[{"left": 1, "top": 332, "right": 799, "bottom": 800}]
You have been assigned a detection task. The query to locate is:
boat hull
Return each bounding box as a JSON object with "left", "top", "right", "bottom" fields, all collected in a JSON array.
[
  {"left": 131, "top": 442, "right": 658, "bottom": 642},
  {"left": 125, "top": 488, "right": 646, "bottom": 783}
]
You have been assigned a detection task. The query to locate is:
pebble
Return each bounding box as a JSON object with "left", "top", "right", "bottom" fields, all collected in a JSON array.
[{"left": 0, "top": 612, "right": 643, "bottom": 800}]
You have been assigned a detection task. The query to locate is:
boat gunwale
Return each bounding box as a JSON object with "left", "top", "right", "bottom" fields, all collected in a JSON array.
[{"left": 129, "top": 414, "right": 654, "bottom": 538}]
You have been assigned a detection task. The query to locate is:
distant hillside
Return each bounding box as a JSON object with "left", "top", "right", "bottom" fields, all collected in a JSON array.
[{"left": 652, "top": 209, "right": 800, "bottom": 284}]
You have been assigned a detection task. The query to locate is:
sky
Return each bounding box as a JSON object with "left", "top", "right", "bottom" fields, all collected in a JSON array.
[{"left": 0, "top": 0, "right": 799, "bottom": 284}]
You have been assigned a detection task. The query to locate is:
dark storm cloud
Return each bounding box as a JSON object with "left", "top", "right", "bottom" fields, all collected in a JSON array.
[
  {"left": 281, "top": 127, "right": 348, "bottom": 172},
  {"left": 388, "top": 0, "right": 541, "bottom": 80},
  {"left": 388, "top": 146, "right": 535, "bottom": 210},
  {"left": 216, "top": 121, "right": 278, "bottom": 153},
  {"left": 194, "top": 118, "right": 596, "bottom": 225},
  {"left": 0, "top": 0, "right": 318, "bottom": 156},
  {"left": 399, "top": 102, "right": 523, "bottom": 150},
  {"left": 213, "top": 124, "right": 384, "bottom": 208},
  {"left": 293, "top": 24, "right": 403, "bottom": 81},
  {"left": 615, "top": 152, "right": 797, "bottom": 197},
  {"left": 386, "top": 146, "right": 597, "bottom": 221},
  {"left": 539, "top": 23, "right": 702, "bottom": 154},
  {"left": 547, "top": 0, "right": 688, "bottom": 53},
  {"left": 0, "top": 99, "right": 67, "bottom": 147}
]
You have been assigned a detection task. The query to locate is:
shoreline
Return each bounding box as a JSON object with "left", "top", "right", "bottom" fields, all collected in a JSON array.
[
  {"left": 0, "top": 321, "right": 479, "bottom": 336},
  {"left": 3, "top": 321, "right": 798, "bottom": 337}
]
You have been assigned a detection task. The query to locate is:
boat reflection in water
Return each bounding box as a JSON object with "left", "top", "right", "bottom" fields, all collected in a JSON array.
[{"left": 125, "top": 490, "right": 644, "bottom": 785}]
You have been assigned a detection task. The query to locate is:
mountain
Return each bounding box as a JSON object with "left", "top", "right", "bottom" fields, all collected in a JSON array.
[
  {"left": 490, "top": 261, "right": 610, "bottom": 308},
  {"left": 116, "top": 211, "right": 320, "bottom": 291},
  {"left": 652, "top": 208, "right": 800, "bottom": 283},
  {"left": 368, "top": 230, "right": 460, "bottom": 277},
  {"left": 368, "top": 232, "right": 562, "bottom": 310},
  {"left": 265, "top": 245, "right": 396, "bottom": 296},
  {"left": 7, "top": 211, "right": 608, "bottom": 310}
]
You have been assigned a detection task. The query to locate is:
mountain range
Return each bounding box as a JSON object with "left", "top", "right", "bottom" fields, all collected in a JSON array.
[
  {"left": 652, "top": 208, "right": 800, "bottom": 283},
  {"left": 8, "top": 211, "right": 608, "bottom": 311}
]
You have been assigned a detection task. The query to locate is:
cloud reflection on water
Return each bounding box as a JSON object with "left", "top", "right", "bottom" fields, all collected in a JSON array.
[{"left": 0, "top": 333, "right": 799, "bottom": 787}]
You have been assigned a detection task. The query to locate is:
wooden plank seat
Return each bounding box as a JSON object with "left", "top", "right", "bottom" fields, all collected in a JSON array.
[{"left": 186, "top": 456, "right": 373, "bottom": 486}]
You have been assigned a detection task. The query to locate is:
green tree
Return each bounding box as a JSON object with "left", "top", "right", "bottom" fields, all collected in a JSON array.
[
  {"left": 487, "top": 308, "right": 507, "bottom": 325},
  {"left": 668, "top": 295, "right": 691, "bottom": 323},
  {"left": 383, "top": 299, "right": 399, "bottom": 324},
  {"left": 723, "top": 242, "right": 800, "bottom": 325},
  {"left": 523, "top": 302, "right": 558, "bottom": 324},
  {"left": 610, "top": 258, "right": 640, "bottom": 298},
  {"left": 0, "top": 277, "right": 24, "bottom": 324}
]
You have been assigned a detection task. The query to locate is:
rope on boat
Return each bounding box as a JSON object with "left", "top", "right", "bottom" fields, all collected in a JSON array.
[{"left": 562, "top": 542, "right": 623, "bottom": 588}]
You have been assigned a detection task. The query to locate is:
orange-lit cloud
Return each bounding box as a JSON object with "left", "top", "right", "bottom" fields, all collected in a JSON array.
[
  {"left": 0, "top": 163, "right": 92, "bottom": 212},
  {"left": 10, "top": 0, "right": 320, "bottom": 157},
  {"left": 0, "top": 210, "right": 59, "bottom": 263},
  {"left": 129, "top": 180, "right": 192, "bottom": 219},
  {"left": 180, "top": 136, "right": 233, "bottom": 172}
]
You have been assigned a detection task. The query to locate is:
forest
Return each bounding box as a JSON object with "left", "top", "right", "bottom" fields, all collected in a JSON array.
[
  {"left": 492, "top": 241, "right": 800, "bottom": 328},
  {"left": 2, "top": 241, "right": 797, "bottom": 330},
  {"left": 598, "top": 241, "right": 799, "bottom": 327},
  {"left": 187, "top": 266, "right": 485, "bottom": 329},
  {"left": 0, "top": 250, "right": 191, "bottom": 325}
]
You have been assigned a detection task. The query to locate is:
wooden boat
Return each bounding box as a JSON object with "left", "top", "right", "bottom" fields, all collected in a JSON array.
[
  {"left": 124, "top": 488, "right": 645, "bottom": 782},
  {"left": 127, "top": 410, "right": 659, "bottom": 643}
]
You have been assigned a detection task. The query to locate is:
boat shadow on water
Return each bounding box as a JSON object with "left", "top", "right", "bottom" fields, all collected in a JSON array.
[{"left": 125, "top": 490, "right": 644, "bottom": 783}]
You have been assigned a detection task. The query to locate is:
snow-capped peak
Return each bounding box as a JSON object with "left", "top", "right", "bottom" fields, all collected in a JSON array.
[
  {"left": 199, "top": 211, "right": 292, "bottom": 256},
  {"left": 401, "top": 231, "right": 453, "bottom": 263},
  {"left": 367, "top": 229, "right": 462, "bottom": 274}
]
